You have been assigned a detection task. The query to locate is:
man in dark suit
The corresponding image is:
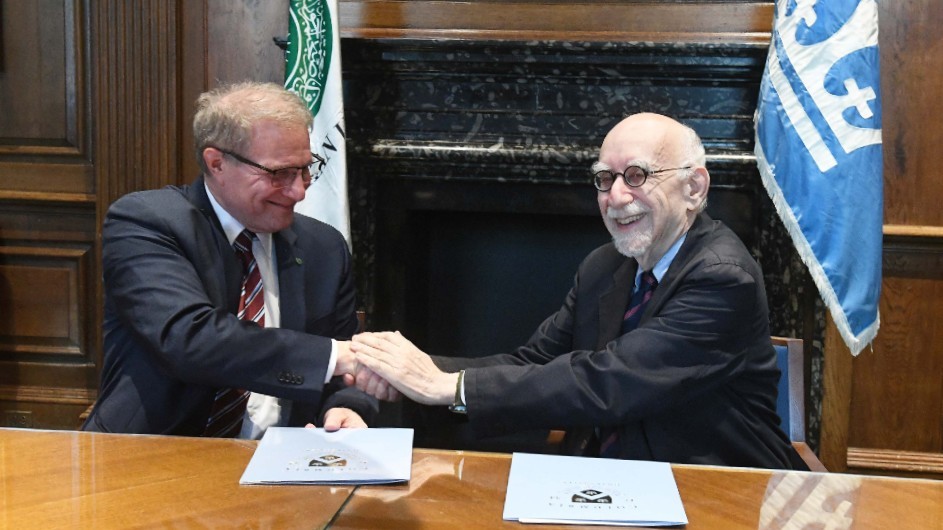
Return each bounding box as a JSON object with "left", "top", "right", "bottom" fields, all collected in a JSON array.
[
  {"left": 83, "top": 82, "right": 375, "bottom": 437},
  {"left": 351, "top": 113, "right": 807, "bottom": 469}
]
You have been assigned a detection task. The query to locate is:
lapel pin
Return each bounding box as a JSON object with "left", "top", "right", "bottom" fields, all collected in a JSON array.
[{"left": 295, "top": 257, "right": 303, "bottom": 265}]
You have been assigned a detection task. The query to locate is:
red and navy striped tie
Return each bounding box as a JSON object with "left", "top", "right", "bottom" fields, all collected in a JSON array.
[{"left": 203, "top": 230, "right": 265, "bottom": 437}]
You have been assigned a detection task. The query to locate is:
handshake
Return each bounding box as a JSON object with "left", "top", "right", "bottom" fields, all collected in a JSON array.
[{"left": 334, "top": 331, "right": 459, "bottom": 407}]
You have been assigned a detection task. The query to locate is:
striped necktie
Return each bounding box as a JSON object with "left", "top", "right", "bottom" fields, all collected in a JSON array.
[
  {"left": 600, "top": 270, "right": 658, "bottom": 457},
  {"left": 233, "top": 230, "right": 266, "bottom": 326},
  {"left": 203, "top": 230, "right": 264, "bottom": 438},
  {"left": 620, "top": 270, "right": 658, "bottom": 334}
]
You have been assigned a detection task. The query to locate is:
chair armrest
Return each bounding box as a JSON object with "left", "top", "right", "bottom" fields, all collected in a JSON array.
[{"left": 792, "top": 441, "right": 828, "bottom": 472}]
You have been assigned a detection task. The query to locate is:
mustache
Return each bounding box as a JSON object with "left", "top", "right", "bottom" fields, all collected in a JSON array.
[{"left": 606, "top": 204, "right": 649, "bottom": 219}]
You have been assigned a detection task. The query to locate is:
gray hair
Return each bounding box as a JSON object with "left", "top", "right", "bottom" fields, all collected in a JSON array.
[
  {"left": 678, "top": 121, "right": 707, "bottom": 169},
  {"left": 193, "top": 81, "right": 313, "bottom": 173},
  {"left": 678, "top": 121, "right": 709, "bottom": 213}
]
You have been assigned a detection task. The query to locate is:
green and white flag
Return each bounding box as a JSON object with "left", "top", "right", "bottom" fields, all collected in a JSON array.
[{"left": 286, "top": 0, "right": 350, "bottom": 244}]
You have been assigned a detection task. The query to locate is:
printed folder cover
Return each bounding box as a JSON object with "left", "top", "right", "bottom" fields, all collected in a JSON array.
[
  {"left": 240, "top": 427, "right": 413, "bottom": 485},
  {"left": 503, "top": 452, "right": 687, "bottom": 526}
]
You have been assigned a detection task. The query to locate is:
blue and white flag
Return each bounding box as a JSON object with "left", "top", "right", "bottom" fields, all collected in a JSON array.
[
  {"left": 286, "top": 0, "right": 351, "bottom": 244},
  {"left": 755, "top": 0, "right": 882, "bottom": 356}
]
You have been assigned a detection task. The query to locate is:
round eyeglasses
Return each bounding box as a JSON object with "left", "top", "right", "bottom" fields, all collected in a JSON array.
[
  {"left": 219, "top": 149, "right": 326, "bottom": 189},
  {"left": 593, "top": 165, "right": 691, "bottom": 192}
]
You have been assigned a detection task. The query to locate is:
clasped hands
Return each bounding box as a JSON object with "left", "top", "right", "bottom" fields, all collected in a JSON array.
[{"left": 335, "top": 331, "right": 458, "bottom": 406}]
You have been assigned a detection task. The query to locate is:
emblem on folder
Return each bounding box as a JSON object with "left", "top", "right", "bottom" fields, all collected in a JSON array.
[
  {"left": 309, "top": 454, "right": 347, "bottom": 467},
  {"left": 286, "top": 447, "right": 369, "bottom": 473},
  {"left": 571, "top": 489, "right": 613, "bottom": 504},
  {"left": 547, "top": 483, "right": 636, "bottom": 510}
]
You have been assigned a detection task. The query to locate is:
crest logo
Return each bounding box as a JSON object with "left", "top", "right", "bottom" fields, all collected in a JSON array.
[
  {"left": 546, "top": 483, "right": 634, "bottom": 510},
  {"left": 285, "top": 447, "right": 368, "bottom": 473},
  {"left": 571, "top": 489, "right": 613, "bottom": 504},
  {"left": 285, "top": 0, "right": 333, "bottom": 115},
  {"left": 308, "top": 454, "right": 347, "bottom": 467}
]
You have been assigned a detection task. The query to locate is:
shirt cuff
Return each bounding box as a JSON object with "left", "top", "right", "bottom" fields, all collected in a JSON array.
[
  {"left": 460, "top": 373, "right": 466, "bottom": 404},
  {"left": 325, "top": 339, "right": 338, "bottom": 384}
]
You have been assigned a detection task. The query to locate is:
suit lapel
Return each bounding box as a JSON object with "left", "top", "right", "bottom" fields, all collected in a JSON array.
[
  {"left": 644, "top": 212, "right": 709, "bottom": 317},
  {"left": 275, "top": 227, "right": 304, "bottom": 332},
  {"left": 596, "top": 258, "right": 637, "bottom": 350},
  {"left": 186, "top": 177, "right": 243, "bottom": 312}
]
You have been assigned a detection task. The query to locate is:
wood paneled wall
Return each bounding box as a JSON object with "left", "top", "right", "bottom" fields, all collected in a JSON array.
[
  {"left": 818, "top": 0, "right": 943, "bottom": 477},
  {"left": 0, "top": 0, "right": 96, "bottom": 428},
  {"left": 1, "top": 0, "right": 940, "bottom": 480}
]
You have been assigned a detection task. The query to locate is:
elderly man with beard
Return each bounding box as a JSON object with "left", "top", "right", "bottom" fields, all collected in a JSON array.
[{"left": 350, "top": 113, "right": 808, "bottom": 469}]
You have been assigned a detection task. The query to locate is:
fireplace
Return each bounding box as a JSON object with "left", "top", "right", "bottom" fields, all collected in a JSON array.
[{"left": 341, "top": 38, "right": 820, "bottom": 449}]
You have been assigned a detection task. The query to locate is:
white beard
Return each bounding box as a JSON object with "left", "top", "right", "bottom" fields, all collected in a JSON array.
[
  {"left": 612, "top": 228, "right": 653, "bottom": 258},
  {"left": 605, "top": 206, "right": 653, "bottom": 258}
]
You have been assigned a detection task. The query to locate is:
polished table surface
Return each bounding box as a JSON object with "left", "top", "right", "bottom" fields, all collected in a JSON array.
[{"left": 2, "top": 428, "right": 941, "bottom": 529}]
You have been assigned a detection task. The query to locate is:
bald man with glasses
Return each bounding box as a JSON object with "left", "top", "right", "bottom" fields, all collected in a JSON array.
[
  {"left": 83, "top": 82, "right": 376, "bottom": 438},
  {"left": 351, "top": 113, "right": 808, "bottom": 470}
]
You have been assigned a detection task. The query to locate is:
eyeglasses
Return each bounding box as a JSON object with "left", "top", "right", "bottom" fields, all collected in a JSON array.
[
  {"left": 219, "top": 149, "right": 326, "bottom": 189},
  {"left": 593, "top": 165, "right": 691, "bottom": 192}
]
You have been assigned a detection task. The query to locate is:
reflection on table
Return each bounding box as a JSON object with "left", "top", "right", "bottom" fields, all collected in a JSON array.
[
  {"left": 2, "top": 428, "right": 941, "bottom": 529},
  {"left": 333, "top": 449, "right": 943, "bottom": 530},
  {"left": 0, "top": 428, "right": 353, "bottom": 528}
]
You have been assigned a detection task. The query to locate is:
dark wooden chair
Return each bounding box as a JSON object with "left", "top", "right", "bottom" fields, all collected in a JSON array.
[{"left": 772, "top": 336, "right": 827, "bottom": 471}]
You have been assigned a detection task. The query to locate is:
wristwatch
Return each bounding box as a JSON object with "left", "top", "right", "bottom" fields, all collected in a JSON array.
[{"left": 448, "top": 370, "right": 467, "bottom": 414}]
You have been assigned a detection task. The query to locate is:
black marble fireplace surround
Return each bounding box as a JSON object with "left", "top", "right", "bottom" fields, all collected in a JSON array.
[{"left": 340, "top": 38, "right": 825, "bottom": 450}]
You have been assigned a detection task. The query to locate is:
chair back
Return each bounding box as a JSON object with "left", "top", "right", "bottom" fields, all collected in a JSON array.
[
  {"left": 771, "top": 336, "right": 827, "bottom": 471},
  {"left": 772, "top": 336, "right": 806, "bottom": 443}
]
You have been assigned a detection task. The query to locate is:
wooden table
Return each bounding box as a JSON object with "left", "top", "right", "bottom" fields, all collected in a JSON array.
[
  {"left": 0, "top": 428, "right": 353, "bottom": 528},
  {"left": 2, "top": 428, "right": 941, "bottom": 529}
]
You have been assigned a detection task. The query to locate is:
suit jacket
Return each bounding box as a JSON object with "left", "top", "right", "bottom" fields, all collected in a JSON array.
[
  {"left": 83, "top": 177, "right": 376, "bottom": 435},
  {"left": 434, "top": 213, "right": 806, "bottom": 469}
]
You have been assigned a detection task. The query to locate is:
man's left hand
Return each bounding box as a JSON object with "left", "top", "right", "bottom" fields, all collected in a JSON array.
[{"left": 351, "top": 331, "right": 456, "bottom": 406}]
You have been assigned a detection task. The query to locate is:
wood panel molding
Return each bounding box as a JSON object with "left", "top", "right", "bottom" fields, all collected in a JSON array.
[
  {"left": 339, "top": 1, "right": 774, "bottom": 43},
  {"left": 0, "top": 0, "right": 93, "bottom": 197},
  {"left": 0, "top": 384, "right": 95, "bottom": 405},
  {"left": 0, "top": 189, "right": 95, "bottom": 204},
  {"left": 884, "top": 224, "right": 943, "bottom": 238},
  {"left": 0, "top": 0, "right": 88, "bottom": 157},
  {"left": 0, "top": 245, "right": 93, "bottom": 358},
  {"left": 847, "top": 447, "right": 943, "bottom": 476}
]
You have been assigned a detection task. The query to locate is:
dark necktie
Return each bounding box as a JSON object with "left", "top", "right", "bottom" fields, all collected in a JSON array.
[
  {"left": 620, "top": 270, "right": 658, "bottom": 334},
  {"left": 600, "top": 270, "right": 658, "bottom": 457},
  {"left": 203, "top": 230, "right": 264, "bottom": 438}
]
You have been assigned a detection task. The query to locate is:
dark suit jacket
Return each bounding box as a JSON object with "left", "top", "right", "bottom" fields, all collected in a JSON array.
[
  {"left": 83, "top": 177, "right": 376, "bottom": 435},
  {"left": 435, "top": 213, "right": 806, "bottom": 469}
]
